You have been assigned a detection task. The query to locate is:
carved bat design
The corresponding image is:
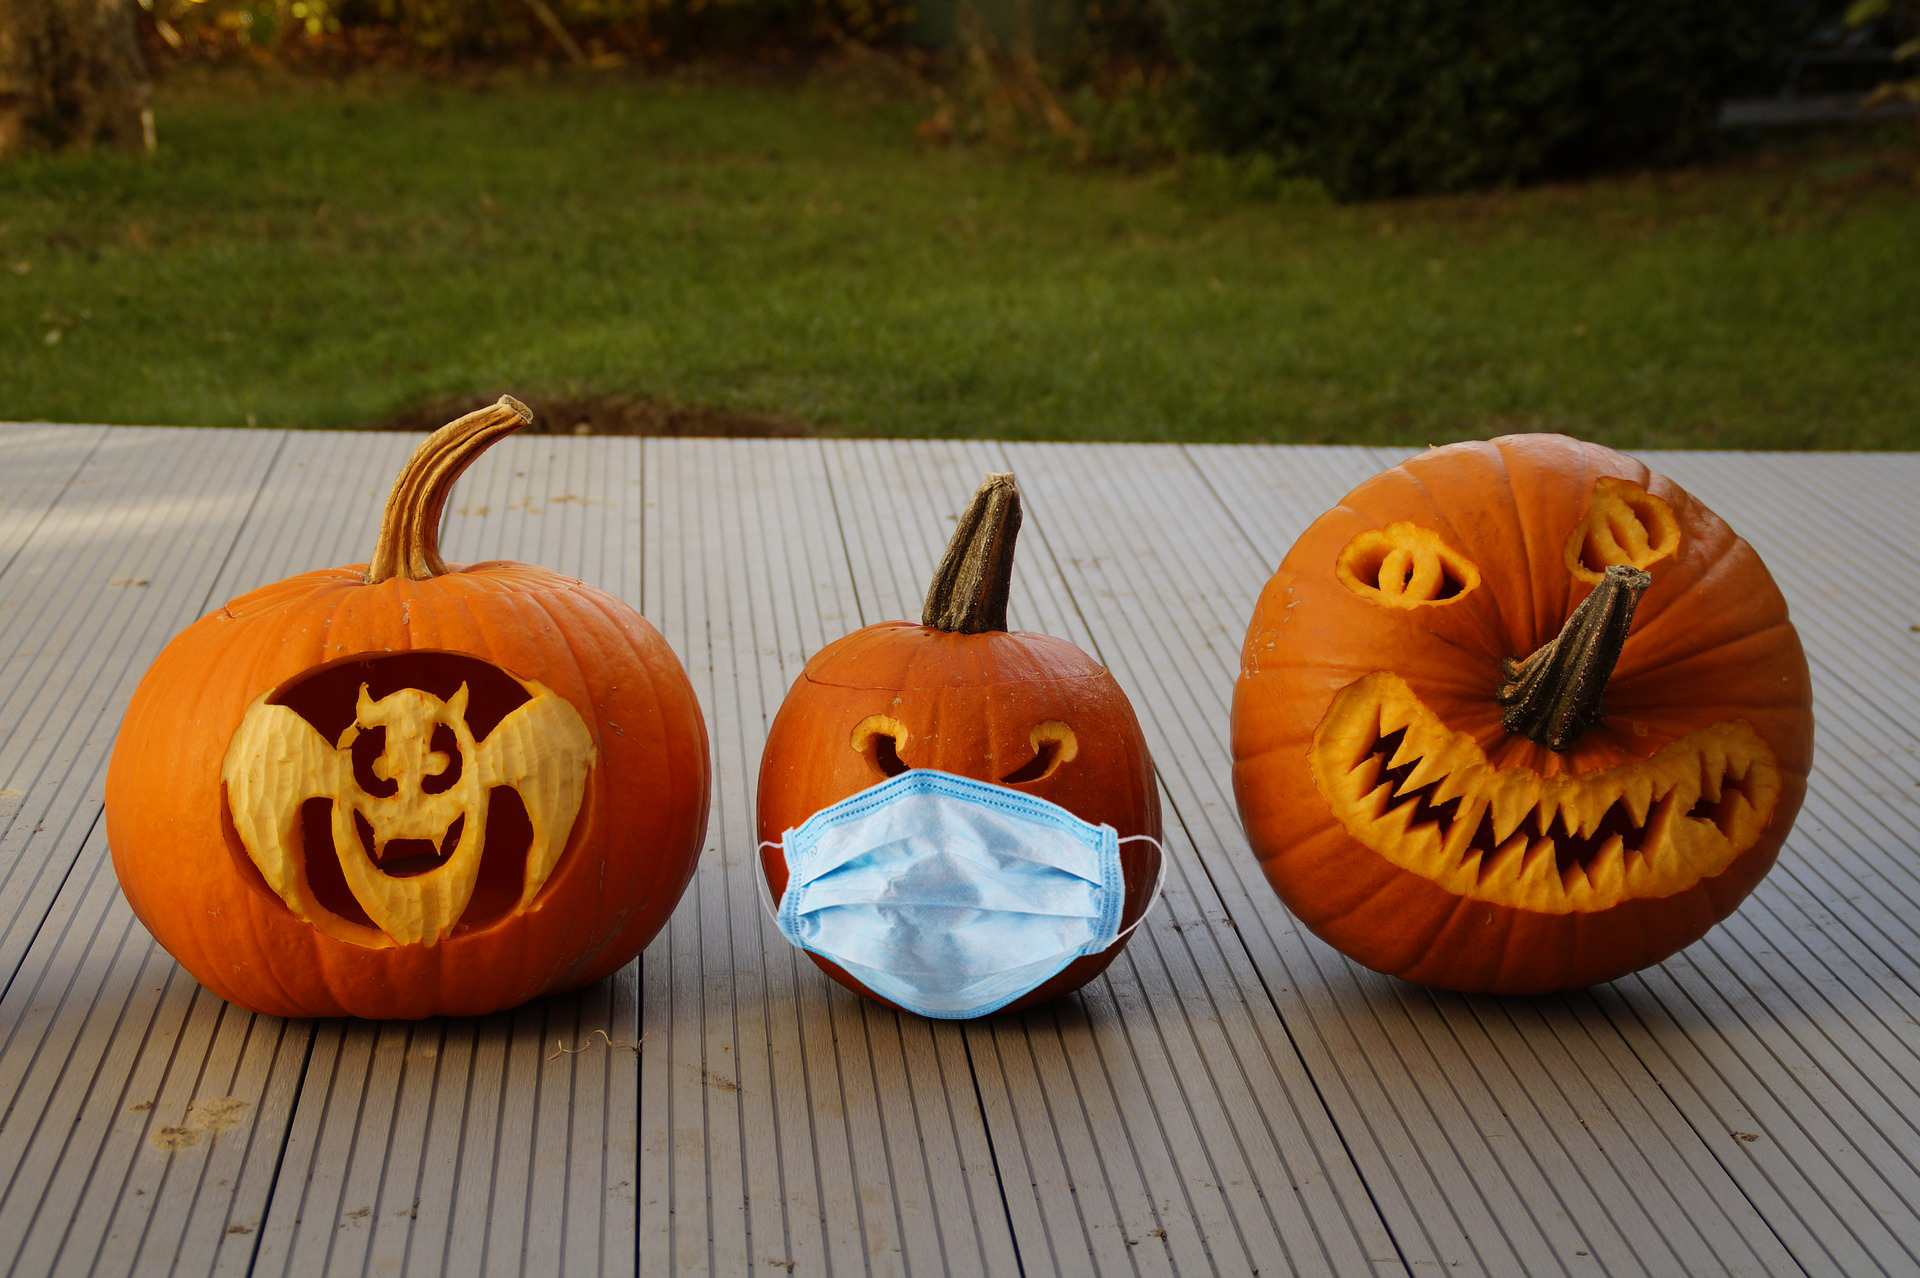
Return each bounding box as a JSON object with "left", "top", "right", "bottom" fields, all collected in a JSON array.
[{"left": 222, "top": 677, "right": 595, "bottom": 947}]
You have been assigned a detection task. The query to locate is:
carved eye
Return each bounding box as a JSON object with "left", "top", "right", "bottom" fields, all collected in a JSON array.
[
  {"left": 848, "top": 715, "right": 1079, "bottom": 784},
  {"left": 1565, "top": 477, "right": 1680, "bottom": 584},
  {"left": 1337, "top": 522, "right": 1481, "bottom": 608},
  {"left": 1001, "top": 721, "right": 1077, "bottom": 784},
  {"left": 851, "top": 714, "right": 911, "bottom": 778}
]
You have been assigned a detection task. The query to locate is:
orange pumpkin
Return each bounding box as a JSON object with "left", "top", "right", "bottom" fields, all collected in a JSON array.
[
  {"left": 106, "top": 399, "right": 710, "bottom": 1019},
  {"left": 1231, "top": 434, "right": 1813, "bottom": 994},
  {"left": 756, "top": 474, "right": 1162, "bottom": 1015}
]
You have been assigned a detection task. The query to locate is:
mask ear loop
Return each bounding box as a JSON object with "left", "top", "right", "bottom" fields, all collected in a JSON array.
[
  {"left": 1112, "top": 834, "right": 1170, "bottom": 942},
  {"left": 754, "top": 841, "right": 785, "bottom": 925}
]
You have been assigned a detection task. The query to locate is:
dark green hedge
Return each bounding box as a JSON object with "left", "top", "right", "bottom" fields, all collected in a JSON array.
[{"left": 1168, "top": 1, "right": 1812, "bottom": 199}]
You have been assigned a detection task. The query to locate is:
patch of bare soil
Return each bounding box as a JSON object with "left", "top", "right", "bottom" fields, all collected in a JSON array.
[{"left": 374, "top": 394, "right": 812, "bottom": 438}]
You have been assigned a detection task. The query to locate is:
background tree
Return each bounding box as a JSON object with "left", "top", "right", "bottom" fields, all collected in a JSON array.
[{"left": 0, "top": 0, "right": 152, "bottom": 158}]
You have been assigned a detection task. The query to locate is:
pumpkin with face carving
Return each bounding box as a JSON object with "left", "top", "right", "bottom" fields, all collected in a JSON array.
[
  {"left": 1232, "top": 434, "right": 1813, "bottom": 993},
  {"left": 106, "top": 400, "right": 710, "bottom": 1019},
  {"left": 756, "top": 475, "right": 1162, "bottom": 1015}
]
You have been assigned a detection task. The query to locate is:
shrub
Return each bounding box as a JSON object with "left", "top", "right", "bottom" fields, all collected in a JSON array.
[
  {"left": 1167, "top": 0, "right": 1813, "bottom": 199},
  {"left": 142, "top": 0, "right": 911, "bottom": 64}
]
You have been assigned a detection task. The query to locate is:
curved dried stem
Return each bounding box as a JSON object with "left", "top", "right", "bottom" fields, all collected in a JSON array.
[{"left": 366, "top": 396, "right": 532, "bottom": 584}]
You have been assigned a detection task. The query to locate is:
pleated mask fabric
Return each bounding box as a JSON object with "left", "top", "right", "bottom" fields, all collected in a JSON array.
[{"left": 767, "top": 769, "right": 1132, "bottom": 1020}]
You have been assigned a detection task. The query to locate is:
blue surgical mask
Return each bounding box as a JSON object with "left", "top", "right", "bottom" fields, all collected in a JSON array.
[{"left": 759, "top": 769, "right": 1164, "bottom": 1020}]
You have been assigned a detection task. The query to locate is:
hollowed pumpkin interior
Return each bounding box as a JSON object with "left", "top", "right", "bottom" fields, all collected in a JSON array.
[{"left": 1311, "top": 673, "right": 1780, "bottom": 913}]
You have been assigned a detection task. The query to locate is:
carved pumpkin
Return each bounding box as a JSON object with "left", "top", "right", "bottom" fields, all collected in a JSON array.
[
  {"left": 106, "top": 399, "right": 710, "bottom": 1019},
  {"left": 1232, "top": 434, "right": 1813, "bottom": 994},
  {"left": 756, "top": 474, "right": 1162, "bottom": 1015}
]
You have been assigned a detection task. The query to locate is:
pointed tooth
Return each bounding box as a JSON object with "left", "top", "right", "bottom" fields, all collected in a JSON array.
[
  {"left": 1623, "top": 774, "right": 1654, "bottom": 827},
  {"left": 1718, "top": 790, "right": 1755, "bottom": 838},
  {"left": 1705, "top": 737, "right": 1731, "bottom": 796},
  {"left": 1522, "top": 836, "right": 1557, "bottom": 881},
  {"left": 1454, "top": 850, "right": 1484, "bottom": 885},
  {"left": 1560, "top": 853, "right": 1593, "bottom": 900},
  {"left": 1699, "top": 750, "right": 1724, "bottom": 804},
  {"left": 1395, "top": 748, "right": 1451, "bottom": 797},
  {"left": 1442, "top": 797, "right": 1487, "bottom": 866},
  {"left": 1570, "top": 788, "right": 1605, "bottom": 840},
  {"left": 1432, "top": 760, "right": 1479, "bottom": 808},
  {"left": 1491, "top": 786, "right": 1535, "bottom": 847},
  {"left": 1479, "top": 834, "right": 1530, "bottom": 892},
  {"left": 1726, "top": 751, "right": 1752, "bottom": 784},
  {"left": 1347, "top": 753, "right": 1383, "bottom": 794},
  {"left": 1586, "top": 835, "right": 1627, "bottom": 897},
  {"left": 1387, "top": 729, "right": 1425, "bottom": 772},
  {"left": 1642, "top": 793, "right": 1678, "bottom": 857},
  {"left": 1363, "top": 781, "right": 1396, "bottom": 821},
  {"left": 1535, "top": 792, "right": 1563, "bottom": 837},
  {"left": 1377, "top": 695, "right": 1416, "bottom": 736},
  {"left": 1376, "top": 790, "right": 1418, "bottom": 838}
]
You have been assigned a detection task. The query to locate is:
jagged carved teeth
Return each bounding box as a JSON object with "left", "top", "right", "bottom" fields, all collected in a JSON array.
[{"left": 1312, "top": 673, "right": 1781, "bottom": 912}]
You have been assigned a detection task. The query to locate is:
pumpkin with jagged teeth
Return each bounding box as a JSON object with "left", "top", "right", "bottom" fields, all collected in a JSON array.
[{"left": 1231, "top": 435, "right": 1813, "bottom": 994}]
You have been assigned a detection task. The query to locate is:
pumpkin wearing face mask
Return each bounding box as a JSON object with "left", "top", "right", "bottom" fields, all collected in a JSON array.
[
  {"left": 756, "top": 474, "right": 1162, "bottom": 1017},
  {"left": 1232, "top": 434, "right": 1813, "bottom": 994},
  {"left": 105, "top": 399, "right": 710, "bottom": 1019}
]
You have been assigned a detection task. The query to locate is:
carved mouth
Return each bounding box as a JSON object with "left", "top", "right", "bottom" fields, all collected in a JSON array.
[
  {"left": 355, "top": 813, "right": 463, "bottom": 879},
  {"left": 1311, "top": 673, "right": 1782, "bottom": 913}
]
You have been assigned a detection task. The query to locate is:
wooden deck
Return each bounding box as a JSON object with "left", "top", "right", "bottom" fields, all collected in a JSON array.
[{"left": 2, "top": 423, "right": 1918, "bottom": 1277}]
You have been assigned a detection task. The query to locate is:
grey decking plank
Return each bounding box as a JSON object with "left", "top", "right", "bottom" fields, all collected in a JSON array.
[
  {"left": 0, "top": 423, "right": 107, "bottom": 583},
  {"left": 772, "top": 439, "right": 1017, "bottom": 1278},
  {"left": 1190, "top": 441, "right": 1920, "bottom": 1275},
  {"left": 0, "top": 827, "right": 297, "bottom": 1276},
  {"left": 0, "top": 428, "right": 443, "bottom": 1277},
  {"left": 825, "top": 439, "right": 1153, "bottom": 1278},
  {"left": 250, "top": 431, "right": 649, "bottom": 1277},
  {"left": 3, "top": 427, "right": 1916, "bottom": 1278},
  {"left": 637, "top": 436, "right": 1024, "bottom": 1277},
  {"left": 0, "top": 427, "right": 285, "bottom": 987},
  {"left": 0, "top": 426, "right": 297, "bottom": 1276},
  {"left": 1002, "top": 447, "right": 1411, "bottom": 1276},
  {"left": 1016, "top": 443, "right": 1508, "bottom": 1274},
  {"left": 1620, "top": 451, "right": 1920, "bottom": 1273},
  {"left": 822, "top": 439, "right": 1403, "bottom": 1276},
  {"left": 1057, "top": 441, "right": 1801, "bottom": 1275}
]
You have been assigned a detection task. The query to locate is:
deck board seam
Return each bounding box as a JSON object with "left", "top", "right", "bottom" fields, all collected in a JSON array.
[
  {"left": 1038, "top": 444, "right": 1420, "bottom": 1268},
  {"left": 1597, "top": 983, "right": 1826, "bottom": 1276},
  {"left": 992, "top": 443, "right": 1238, "bottom": 1276},
  {"left": 1176, "top": 441, "right": 1857, "bottom": 1274},
  {"left": 0, "top": 424, "right": 109, "bottom": 588},
  {"left": 1026, "top": 443, "right": 1419, "bottom": 1272}
]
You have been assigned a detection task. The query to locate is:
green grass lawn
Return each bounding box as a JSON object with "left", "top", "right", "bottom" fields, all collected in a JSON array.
[{"left": 1, "top": 66, "right": 1916, "bottom": 447}]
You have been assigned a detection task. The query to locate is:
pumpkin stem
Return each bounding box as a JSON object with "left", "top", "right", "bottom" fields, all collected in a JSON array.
[
  {"left": 1497, "top": 564, "right": 1650, "bottom": 752},
  {"left": 365, "top": 396, "right": 533, "bottom": 584},
  {"left": 923, "top": 473, "right": 1021, "bottom": 634}
]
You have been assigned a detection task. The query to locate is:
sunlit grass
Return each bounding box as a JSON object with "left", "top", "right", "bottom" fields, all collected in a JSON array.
[{"left": 1, "top": 66, "right": 1915, "bottom": 446}]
